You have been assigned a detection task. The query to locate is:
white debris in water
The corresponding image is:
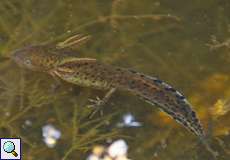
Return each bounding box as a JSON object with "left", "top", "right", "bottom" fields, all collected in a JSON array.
[
  {"left": 25, "top": 120, "right": 32, "bottom": 126},
  {"left": 153, "top": 152, "right": 158, "bottom": 157},
  {"left": 86, "top": 139, "right": 130, "bottom": 160},
  {"left": 5, "top": 112, "right": 10, "bottom": 117},
  {"left": 22, "top": 119, "right": 33, "bottom": 129},
  {"left": 108, "top": 139, "right": 128, "bottom": 158},
  {"left": 117, "top": 113, "right": 142, "bottom": 127},
  {"left": 87, "top": 155, "right": 100, "bottom": 160},
  {"left": 160, "top": 139, "right": 167, "bottom": 149},
  {"left": 42, "top": 124, "right": 61, "bottom": 148}
]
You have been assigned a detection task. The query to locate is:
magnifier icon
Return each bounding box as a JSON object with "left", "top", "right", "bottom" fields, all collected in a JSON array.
[{"left": 3, "top": 141, "right": 18, "bottom": 157}]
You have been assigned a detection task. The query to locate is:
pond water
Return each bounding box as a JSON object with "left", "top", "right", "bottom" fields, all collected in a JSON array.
[{"left": 0, "top": 0, "right": 230, "bottom": 159}]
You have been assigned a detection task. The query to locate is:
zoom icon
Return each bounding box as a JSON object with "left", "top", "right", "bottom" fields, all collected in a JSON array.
[{"left": 1, "top": 138, "right": 21, "bottom": 160}]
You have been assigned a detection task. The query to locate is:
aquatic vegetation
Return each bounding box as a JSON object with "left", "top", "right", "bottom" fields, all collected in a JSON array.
[
  {"left": 207, "top": 35, "right": 230, "bottom": 51},
  {"left": 211, "top": 99, "right": 230, "bottom": 118},
  {"left": 0, "top": 69, "right": 122, "bottom": 159}
]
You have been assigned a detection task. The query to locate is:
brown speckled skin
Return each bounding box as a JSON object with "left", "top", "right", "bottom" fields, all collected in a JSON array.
[{"left": 12, "top": 44, "right": 205, "bottom": 138}]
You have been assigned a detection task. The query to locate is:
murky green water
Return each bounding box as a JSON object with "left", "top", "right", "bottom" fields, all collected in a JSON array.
[{"left": 0, "top": 0, "right": 230, "bottom": 159}]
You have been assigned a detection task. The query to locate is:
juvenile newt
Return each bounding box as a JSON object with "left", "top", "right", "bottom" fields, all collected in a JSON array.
[{"left": 12, "top": 35, "right": 205, "bottom": 139}]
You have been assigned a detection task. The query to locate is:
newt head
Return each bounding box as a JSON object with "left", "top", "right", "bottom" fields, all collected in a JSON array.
[{"left": 11, "top": 45, "right": 61, "bottom": 72}]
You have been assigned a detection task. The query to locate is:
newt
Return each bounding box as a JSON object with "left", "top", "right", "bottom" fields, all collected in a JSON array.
[{"left": 12, "top": 35, "right": 205, "bottom": 139}]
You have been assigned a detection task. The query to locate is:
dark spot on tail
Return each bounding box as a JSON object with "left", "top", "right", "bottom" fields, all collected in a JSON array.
[
  {"left": 176, "top": 94, "right": 185, "bottom": 100},
  {"left": 165, "top": 87, "right": 176, "bottom": 92},
  {"left": 153, "top": 79, "right": 163, "bottom": 84},
  {"left": 191, "top": 110, "right": 196, "bottom": 118}
]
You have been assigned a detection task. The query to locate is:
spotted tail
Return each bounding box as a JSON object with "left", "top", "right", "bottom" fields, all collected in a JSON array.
[{"left": 123, "top": 70, "right": 205, "bottom": 137}]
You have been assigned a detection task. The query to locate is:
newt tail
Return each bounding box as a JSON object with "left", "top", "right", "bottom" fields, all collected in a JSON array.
[{"left": 12, "top": 44, "right": 205, "bottom": 138}]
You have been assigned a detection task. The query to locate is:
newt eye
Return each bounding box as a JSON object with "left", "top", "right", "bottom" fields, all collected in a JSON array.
[{"left": 25, "top": 59, "right": 32, "bottom": 66}]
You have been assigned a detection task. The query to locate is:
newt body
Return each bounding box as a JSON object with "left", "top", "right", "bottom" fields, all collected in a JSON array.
[{"left": 12, "top": 43, "right": 205, "bottom": 138}]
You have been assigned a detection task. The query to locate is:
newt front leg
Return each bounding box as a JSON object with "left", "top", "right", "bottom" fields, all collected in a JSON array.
[{"left": 88, "top": 88, "right": 116, "bottom": 117}]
